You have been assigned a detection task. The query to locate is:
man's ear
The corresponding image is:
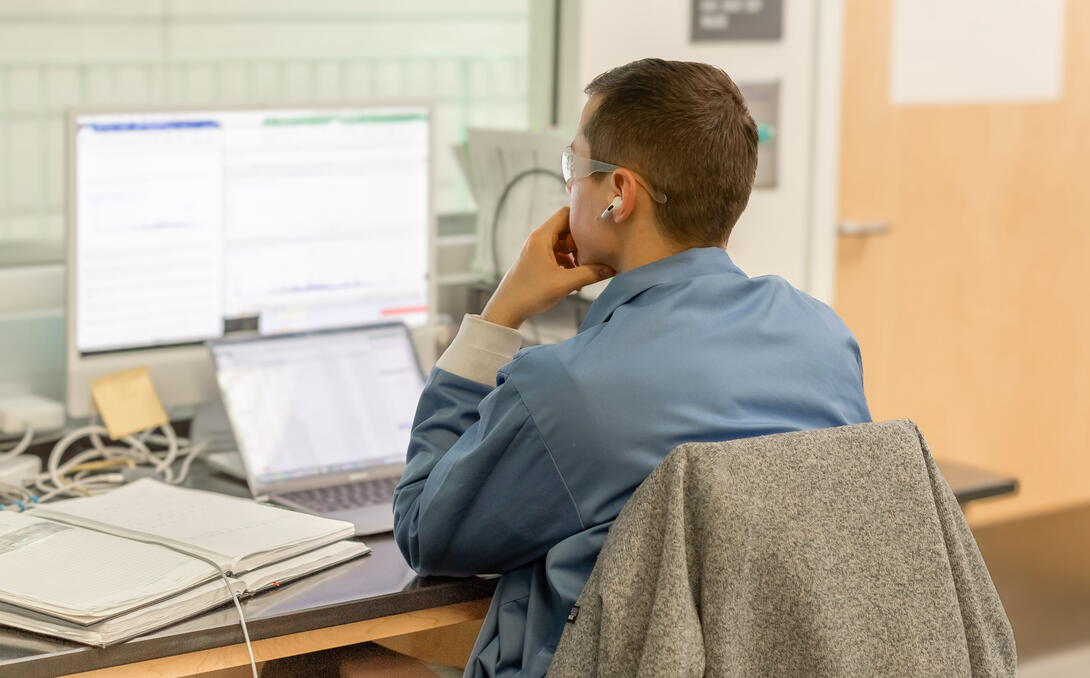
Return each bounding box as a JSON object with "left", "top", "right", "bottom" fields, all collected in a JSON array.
[{"left": 609, "top": 169, "right": 638, "bottom": 223}]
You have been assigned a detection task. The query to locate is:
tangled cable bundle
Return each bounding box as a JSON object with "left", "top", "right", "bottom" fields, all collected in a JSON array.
[{"left": 0, "top": 420, "right": 207, "bottom": 510}]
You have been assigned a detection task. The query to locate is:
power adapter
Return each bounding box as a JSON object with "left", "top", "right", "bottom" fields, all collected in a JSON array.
[
  {"left": 0, "top": 395, "right": 65, "bottom": 436},
  {"left": 0, "top": 455, "right": 41, "bottom": 487}
]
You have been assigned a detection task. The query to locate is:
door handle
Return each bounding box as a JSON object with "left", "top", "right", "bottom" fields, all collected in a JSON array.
[{"left": 837, "top": 221, "right": 891, "bottom": 236}]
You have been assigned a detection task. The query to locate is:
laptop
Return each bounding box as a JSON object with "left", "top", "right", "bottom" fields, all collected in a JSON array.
[{"left": 208, "top": 323, "right": 424, "bottom": 536}]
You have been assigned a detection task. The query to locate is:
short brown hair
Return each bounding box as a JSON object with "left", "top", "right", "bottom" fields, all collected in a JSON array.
[{"left": 583, "top": 58, "right": 758, "bottom": 247}]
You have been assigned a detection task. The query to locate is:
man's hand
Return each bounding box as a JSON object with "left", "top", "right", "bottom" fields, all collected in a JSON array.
[{"left": 481, "top": 207, "right": 615, "bottom": 330}]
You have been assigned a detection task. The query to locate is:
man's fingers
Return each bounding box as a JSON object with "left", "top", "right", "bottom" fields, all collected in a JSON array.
[
  {"left": 555, "top": 252, "right": 576, "bottom": 269},
  {"left": 533, "top": 206, "right": 571, "bottom": 242},
  {"left": 555, "top": 235, "right": 573, "bottom": 255},
  {"left": 557, "top": 264, "right": 615, "bottom": 294}
]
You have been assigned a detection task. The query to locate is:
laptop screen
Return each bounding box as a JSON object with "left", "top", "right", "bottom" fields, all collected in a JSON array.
[{"left": 210, "top": 324, "right": 424, "bottom": 488}]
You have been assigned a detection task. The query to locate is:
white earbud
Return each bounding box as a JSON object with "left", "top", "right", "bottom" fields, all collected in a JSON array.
[{"left": 599, "top": 195, "right": 623, "bottom": 220}]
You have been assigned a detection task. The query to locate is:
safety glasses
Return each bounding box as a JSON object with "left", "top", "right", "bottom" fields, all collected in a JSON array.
[{"left": 561, "top": 146, "right": 668, "bottom": 204}]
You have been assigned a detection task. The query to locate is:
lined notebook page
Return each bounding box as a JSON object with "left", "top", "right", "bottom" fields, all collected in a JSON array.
[
  {"left": 31, "top": 479, "right": 354, "bottom": 572},
  {"left": 0, "top": 512, "right": 215, "bottom": 621}
]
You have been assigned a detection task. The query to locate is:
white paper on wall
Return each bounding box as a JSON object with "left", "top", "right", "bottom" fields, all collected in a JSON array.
[
  {"left": 890, "top": 0, "right": 1065, "bottom": 105},
  {"left": 464, "top": 128, "right": 570, "bottom": 280}
]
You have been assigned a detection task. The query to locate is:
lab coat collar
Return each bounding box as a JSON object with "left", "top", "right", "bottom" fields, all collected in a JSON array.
[{"left": 579, "top": 247, "right": 746, "bottom": 331}]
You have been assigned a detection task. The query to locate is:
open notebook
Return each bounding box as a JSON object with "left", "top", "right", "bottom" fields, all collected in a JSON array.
[
  {"left": 0, "top": 480, "right": 368, "bottom": 646},
  {"left": 28, "top": 478, "right": 356, "bottom": 573}
]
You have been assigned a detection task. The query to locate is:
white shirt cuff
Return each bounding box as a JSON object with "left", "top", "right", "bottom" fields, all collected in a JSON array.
[{"left": 435, "top": 314, "right": 523, "bottom": 386}]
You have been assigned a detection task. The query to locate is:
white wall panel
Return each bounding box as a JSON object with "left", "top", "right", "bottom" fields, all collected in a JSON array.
[
  {"left": 0, "top": 1, "right": 534, "bottom": 243},
  {"left": 557, "top": 0, "right": 842, "bottom": 302}
]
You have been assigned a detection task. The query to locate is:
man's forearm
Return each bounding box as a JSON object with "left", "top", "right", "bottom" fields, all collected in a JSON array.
[{"left": 393, "top": 317, "right": 525, "bottom": 575}]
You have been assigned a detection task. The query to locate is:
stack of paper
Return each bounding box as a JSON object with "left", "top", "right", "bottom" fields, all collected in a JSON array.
[{"left": 0, "top": 479, "right": 368, "bottom": 645}]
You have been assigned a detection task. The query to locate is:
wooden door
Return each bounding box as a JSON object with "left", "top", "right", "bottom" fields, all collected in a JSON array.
[{"left": 835, "top": 0, "right": 1090, "bottom": 525}]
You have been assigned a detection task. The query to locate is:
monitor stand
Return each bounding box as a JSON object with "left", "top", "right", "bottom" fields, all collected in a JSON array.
[
  {"left": 204, "top": 450, "right": 247, "bottom": 480},
  {"left": 190, "top": 396, "right": 238, "bottom": 454},
  {"left": 190, "top": 397, "right": 247, "bottom": 481}
]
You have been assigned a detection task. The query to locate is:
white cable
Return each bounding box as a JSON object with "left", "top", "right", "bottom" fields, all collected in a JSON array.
[
  {"left": 36, "top": 517, "right": 259, "bottom": 678},
  {"left": 0, "top": 480, "right": 31, "bottom": 504},
  {"left": 154, "top": 423, "right": 180, "bottom": 478},
  {"left": 0, "top": 425, "right": 34, "bottom": 459},
  {"left": 128, "top": 537, "right": 259, "bottom": 678},
  {"left": 45, "top": 425, "right": 111, "bottom": 495},
  {"left": 32, "top": 419, "right": 212, "bottom": 499},
  {"left": 172, "top": 440, "right": 209, "bottom": 485}
]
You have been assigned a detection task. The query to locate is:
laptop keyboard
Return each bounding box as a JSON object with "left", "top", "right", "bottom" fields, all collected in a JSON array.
[{"left": 280, "top": 476, "right": 400, "bottom": 514}]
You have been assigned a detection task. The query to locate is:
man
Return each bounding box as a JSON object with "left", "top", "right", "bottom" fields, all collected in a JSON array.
[{"left": 394, "top": 58, "right": 871, "bottom": 677}]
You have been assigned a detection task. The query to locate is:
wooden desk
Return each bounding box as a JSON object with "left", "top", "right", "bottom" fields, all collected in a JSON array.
[{"left": 0, "top": 457, "right": 1014, "bottom": 678}]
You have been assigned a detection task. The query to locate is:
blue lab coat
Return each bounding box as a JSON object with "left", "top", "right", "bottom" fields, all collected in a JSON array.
[{"left": 394, "top": 247, "right": 872, "bottom": 677}]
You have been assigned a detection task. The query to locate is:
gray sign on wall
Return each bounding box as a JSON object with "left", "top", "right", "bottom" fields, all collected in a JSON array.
[
  {"left": 738, "top": 81, "right": 779, "bottom": 189},
  {"left": 692, "top": 0, "right": 783, "bottom": 42}
]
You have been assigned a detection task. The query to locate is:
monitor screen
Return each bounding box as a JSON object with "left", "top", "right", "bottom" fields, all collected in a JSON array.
[
  {"left": 73, "top": 105, "right": 430, "bottom": 355},
  {"left": 210, "top": 325, "right": 424, "bottom": 487}
]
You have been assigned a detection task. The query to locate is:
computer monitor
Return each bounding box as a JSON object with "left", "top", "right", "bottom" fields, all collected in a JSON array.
[{"left": 65, "top": 103, "right": 435, "bottom": 417}]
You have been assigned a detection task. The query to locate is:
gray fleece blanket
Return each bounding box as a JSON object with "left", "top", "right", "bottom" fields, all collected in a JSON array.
[{"left": 547, "top": 419, "right": 1016, "bottom": 677}]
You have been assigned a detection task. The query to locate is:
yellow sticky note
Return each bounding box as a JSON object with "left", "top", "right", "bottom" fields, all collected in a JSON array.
[{"left": 90, "top": 367, "right": 169, "bottom": 440}]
